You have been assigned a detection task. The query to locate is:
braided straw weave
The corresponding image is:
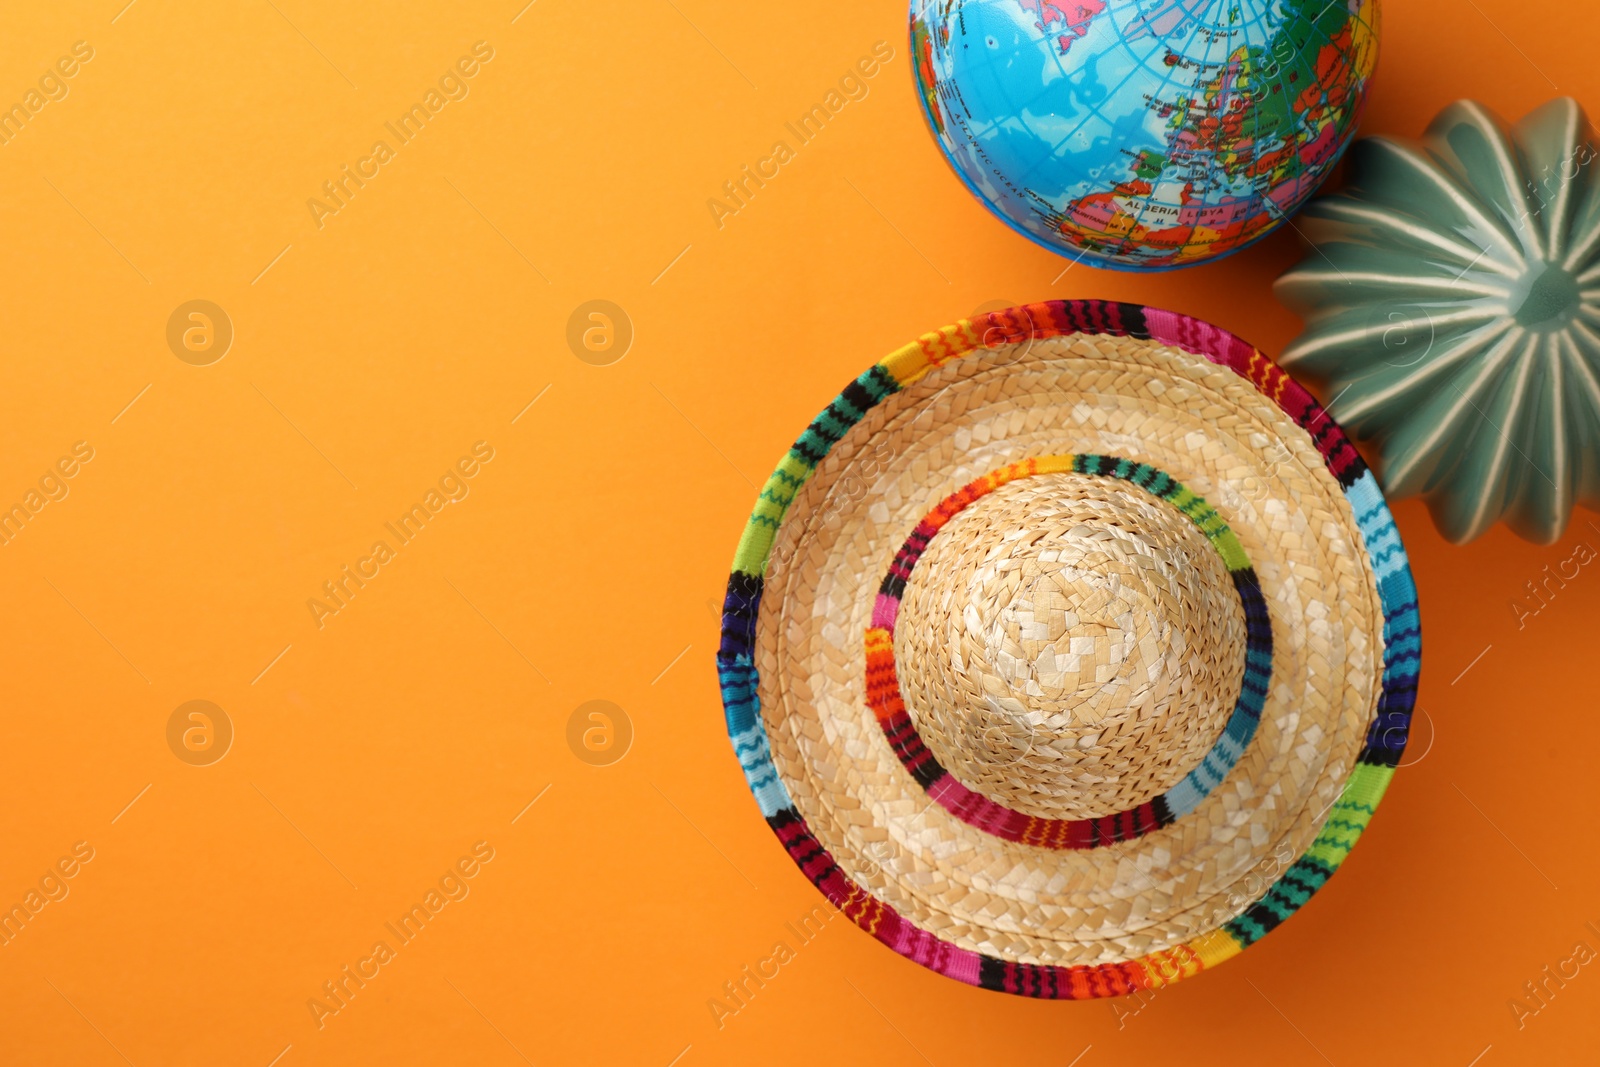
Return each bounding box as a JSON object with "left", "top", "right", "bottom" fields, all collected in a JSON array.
[{"left": 718, "top": 301, "right": 1420, "bottom": 998}]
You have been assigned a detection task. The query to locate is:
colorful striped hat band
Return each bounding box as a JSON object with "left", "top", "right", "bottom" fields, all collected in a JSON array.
[{"left": 718, "top": 302, "right": 1420, "bottom": 998}]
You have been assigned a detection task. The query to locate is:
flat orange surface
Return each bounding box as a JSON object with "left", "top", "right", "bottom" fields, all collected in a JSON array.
[{"left": 0, "top": 2, "right": 1596, "bottom": 1065}]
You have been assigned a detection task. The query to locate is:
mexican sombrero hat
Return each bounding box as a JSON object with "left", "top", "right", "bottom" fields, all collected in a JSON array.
[{"left": 717, "top": 300, "right": 1420, "bottom": 998}]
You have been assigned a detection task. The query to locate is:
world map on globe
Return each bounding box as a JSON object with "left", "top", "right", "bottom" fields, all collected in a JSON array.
[{"left": 912, "top": 0, "right": 1379, "bottom": 269}]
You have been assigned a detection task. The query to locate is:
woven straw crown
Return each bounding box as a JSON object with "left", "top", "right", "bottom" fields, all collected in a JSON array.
[{"left": 718, "top": 301, "right": 1420, "bottom": 998}]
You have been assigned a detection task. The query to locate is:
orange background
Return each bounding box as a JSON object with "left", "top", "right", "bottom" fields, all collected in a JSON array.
[{"left": 0, "top": 1, "right": 1596, "bottom": 1065}]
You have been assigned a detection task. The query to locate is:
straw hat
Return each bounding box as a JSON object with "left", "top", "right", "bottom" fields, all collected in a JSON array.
[{"left": 718, "top": 301, "right": 1420, "bottom": 997}]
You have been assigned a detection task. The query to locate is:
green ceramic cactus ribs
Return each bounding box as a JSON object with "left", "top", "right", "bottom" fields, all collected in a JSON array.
[{"left": 1276, "top": 98, "right": 1600, "bottom": 544}]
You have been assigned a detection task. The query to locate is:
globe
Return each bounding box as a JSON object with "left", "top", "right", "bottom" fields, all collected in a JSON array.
[{"left": 911, "top": 0, "right": 1380, "bottom": 270}]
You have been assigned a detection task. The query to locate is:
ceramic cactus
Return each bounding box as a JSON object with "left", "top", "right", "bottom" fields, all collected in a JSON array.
[{"left": 1276, "top": 97, "right": 1600, "bottom": 544}]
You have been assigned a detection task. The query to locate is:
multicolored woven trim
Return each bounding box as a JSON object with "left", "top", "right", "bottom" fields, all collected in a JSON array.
[
  {"left": 718, "top": 300, "right": 1421, "bottom": 998},
  {"left": 865, "top": 453, "right": 1272, "bottom": 850}
]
